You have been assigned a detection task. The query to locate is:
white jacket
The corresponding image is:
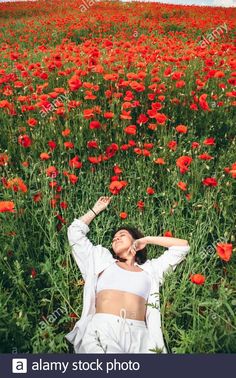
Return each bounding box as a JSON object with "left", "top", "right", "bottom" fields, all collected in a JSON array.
[{"left": 65, "top": 218, "right": 190, "bottom": 353}]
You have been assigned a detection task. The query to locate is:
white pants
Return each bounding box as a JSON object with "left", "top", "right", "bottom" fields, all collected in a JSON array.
[{"left": 77, "top": 311, "right": 152, "bottom": 353}]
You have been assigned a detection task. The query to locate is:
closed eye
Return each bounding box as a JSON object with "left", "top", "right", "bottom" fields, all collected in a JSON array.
[{"left": 112, "top": 233, "right": 126, "bottom": 242}]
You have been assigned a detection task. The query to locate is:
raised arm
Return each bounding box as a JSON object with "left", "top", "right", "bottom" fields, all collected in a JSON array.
[
  {"left": 79, "top": 196, "right": 113, "bottom": 226},
  {"left": 130, "top": 235, "right": 190, "bottom": 286},
  {"left": 67, "top": 197, "right": 113, "bottom": 279}
]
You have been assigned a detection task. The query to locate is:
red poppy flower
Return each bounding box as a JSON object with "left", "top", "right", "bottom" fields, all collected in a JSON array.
[
  {"left": 124, "top": 125, "right": 137, "bottom": 135},
  {"left": 185, "top": 193, "right": 191, "bottom": 201},
  {"left": 203, "top": 137, "right": 215, "bottom": 146},
  {"left": 176, "top": 125, "right": 188, "bottom": 134},
  {"left": 31, "top": 268, "right": 37, "bottom": 279},
  {"left": 128, "top": 140, "right": 136, "bottom": 147},
  {"left": 176, "top": 156, "right": 193, "bottom": 174},
  {"left": 176, "top": 80, "right": 186, "bottom": 88},
  {"left": 60, "top": 201, "right": 68, "bottom": 209},
  {"left": 229, "top": 163, "right": 236, "bottom": 178},
  {"left": 50, "top": 199, "right": 57, "bottom": 208},
  {"left": 137, "top": 114, "right": 148, "bottom": 124},
  {"left": 120, "top": 144, "right": 130, "bottom": 151},
  {"left": 88, "top": 156, "right": 102, "bottom": 165},
  {"left": 0, "top": 201, "right": 15, "bottom": 213},
  {"left": 134, "top": 148, "right": 142, "bottom": 155},
  {"left": 190, "top": 103, "right": 198, "bottom": 111},
  {"left": 144, "top": 143, "right": 154, "bottom": 150},
  {"left": 40, "top": 152, "right": 50, "bottom": 160},
  {"left": 3, "top": 177, "right": 27, "bottom": 193},
  {"left": 155, "top": 113, "right": 168, "bottom": 125},
  {"left": 22, "top": 161, "right": 29, "bottom": 168},
  {"left": 46, "top": 166, "right": 59, "bottom": 178},
  {"left": 164, "top": 67, "right": 172, "bottom": 77},
  {"left": 64, "top": 141, "right": 74, "bottom": 149},
  {"left": 104, "top": 73, "right": 118, "bottom": 81},
  {"left": 69, "top": 156, "right": 82, "bottom": 169},
  {"left": 199, "top": 94, "right": 210, "bottom": 111},
  {"left": 202, "top": 177, "right": 218, "bottom": 187},
  {"left": 120, "top": 212, "right": 128, "bottom": 219},
  {"left": 67, "top": 174, "right": 78, "bottom": 185},
  {"left": 0, "top": 153, "right": 9, "bottom": 166},
  {"left": 105, "top": 143, "right": 119, "bottom": 158},
  {"left": 84, "top": 90, "right": 96, "bottom": 100},
  {"left": 198, "top": 154, "right": 214, "bottom": 160},
  {"left": 68, "top": 75, "right": 82, "bottom": 91},
  {"left": 109, "top": 180, "right": 127, "bottom": 195},
  {"left": 62, "top": 128, "right": 71, "bottom": 137},
  {"left": 114, "top": 165, "right": 122, "bottom": 174},
  {"left": 103, "top": 112, "right": 114, "bottom": 119},
  {"left": 18, "top": 134, "right": 32, "bottom": 148},
  {"left": 191, "top": 142, "right": 200, "bottom": 149},
  {"left": 172, "top": 71, "right": 184, "bottom": 80},
  {"left": 152, "top": 102, "right": 163, "bottom": 111},
  {"left": 111, "top": 175, "right": 119, "bottom": 182},
  {"left": 146, "top": 187, "right": 155, "bottom": 195},
  {"left": 27, "top": 118, "right": 38, "bottom": 127},
  {"left": 120, "top": 110, "right": 132, "bottom": 120},
  {"left": 49, "top": 181, "right": 57, "bottom": 189},
  {"left": 190, "top": 274, "right": 205, "bottom": 285},
  {"left": 154, "top": 158, "right": 165, "bottom": 165},
  {"left": 167, "top": 140, "right": 177, "bottom": 151},
  {"left": 89, "top": 120, "right": 101, "bottom": 129},
  {"left": 216, "top": 243, "right": 233, "bottom": 262},
  {"left": 137, "top": 200, "right": 145, "bottom": 210},
  {"left": 83, "top": 108, "right": 94, "bottom": 119},
  {"left": 177, "top": 181, "right": 187, "bottom": 191},
  {"left": 56, "top": 214, "right": 66, "bottom": 224},
  {"left": 87, "top": 140, "right": 99, "bottom": 149},
  {"left": 148, "top": 123, "right": 157, "bottom": 131},
  {"left": 47, "top": 140, "right": 56, "bottom": 150},
  {"left": 142, "top": 149, "right": 151, "bottom": 157},
  {"left": 33, "top": 193, "right": 42, "bottom": 203},
  {"left": 164, "top": 231, "right": 173, "bottom": 237}
]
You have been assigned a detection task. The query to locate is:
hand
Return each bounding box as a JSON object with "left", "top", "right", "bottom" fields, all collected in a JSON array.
[
  {"left": 92, "top": 196, "right": 113, "bottom": 215},
  {"left": 128, "top": 237, "right": 148, "bottom": 254}
]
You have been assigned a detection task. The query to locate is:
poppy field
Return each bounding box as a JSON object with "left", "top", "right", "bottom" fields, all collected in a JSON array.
[{"left": 0, "top": 0, "right": 236, "bottom": 353}]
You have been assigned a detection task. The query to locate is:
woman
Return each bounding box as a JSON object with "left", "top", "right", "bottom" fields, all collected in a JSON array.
[{"left": 65, "top": 196, "right": 190, "bottom": 353}]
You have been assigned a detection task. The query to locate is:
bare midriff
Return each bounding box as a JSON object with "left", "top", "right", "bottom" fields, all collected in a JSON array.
[{"left": 95, "top": 289, "right": 147, "bottom": 321}]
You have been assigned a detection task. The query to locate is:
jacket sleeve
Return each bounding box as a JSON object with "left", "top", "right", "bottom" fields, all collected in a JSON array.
[
  {"left": 150, "top": 245, "right": 190, "bottom": 286},
  {"left": 67, "top": 218, "right": 113, "bottom": 280}
]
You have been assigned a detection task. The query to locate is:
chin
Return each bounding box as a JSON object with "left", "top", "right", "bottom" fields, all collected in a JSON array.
[{"left": 114, "top": 250, "right": 125, "bottom": 257}]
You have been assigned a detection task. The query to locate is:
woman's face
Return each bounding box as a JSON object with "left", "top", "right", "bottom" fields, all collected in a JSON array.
[{"left": 112, "top": 229, "right": 135, "bottom": 257}]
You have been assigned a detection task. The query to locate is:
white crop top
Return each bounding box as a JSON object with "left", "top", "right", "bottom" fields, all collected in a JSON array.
[{"left": 96, "top": 262, "right": 151, "bottom": 300}]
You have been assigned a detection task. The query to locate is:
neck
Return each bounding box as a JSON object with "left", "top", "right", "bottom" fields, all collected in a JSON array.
[{"left": 117, "top": 256, "right": 136, "bottom": 266}]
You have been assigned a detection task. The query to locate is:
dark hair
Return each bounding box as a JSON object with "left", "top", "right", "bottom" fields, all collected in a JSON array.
[{"left": 111, "top": 225, "right": 147, "bottom": 265}]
